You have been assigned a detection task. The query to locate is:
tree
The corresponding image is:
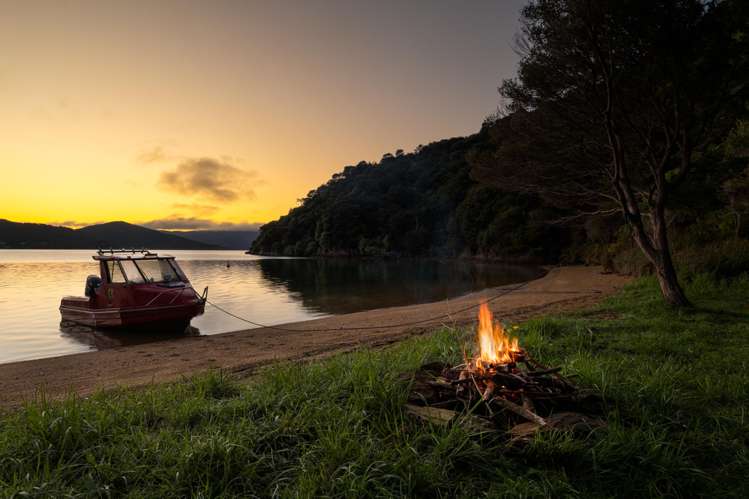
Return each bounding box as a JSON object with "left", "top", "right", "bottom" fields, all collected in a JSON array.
[{"left": 474, "top": 0, "right": 748, "bottom": 306}]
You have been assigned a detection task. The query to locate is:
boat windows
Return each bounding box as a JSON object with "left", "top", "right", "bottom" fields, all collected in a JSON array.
[
  {"left": 119, "top": 259, "right": 146, "bottom": 284},
  {"left": 169, "top": 260, "right": 189, "bottom": 282},
  {"left": 107, "top": 261, "right": 127, "bottom": 283},
  {"left": 135, "top": 258, "right": 181, "bottom": 283}
]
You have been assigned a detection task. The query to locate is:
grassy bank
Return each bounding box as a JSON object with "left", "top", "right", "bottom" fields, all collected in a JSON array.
[{"left": 1, "top": 276, "right": 748, "bottom": 497}]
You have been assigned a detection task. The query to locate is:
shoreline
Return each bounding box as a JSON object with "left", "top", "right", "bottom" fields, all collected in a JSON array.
[{"left": 0, "top": 266, "right": 631, "bottom": 408}]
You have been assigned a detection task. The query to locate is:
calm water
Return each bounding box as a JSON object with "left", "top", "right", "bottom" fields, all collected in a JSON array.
[{"left": 0, "top": 250, "right": 543, "bottom": 364}]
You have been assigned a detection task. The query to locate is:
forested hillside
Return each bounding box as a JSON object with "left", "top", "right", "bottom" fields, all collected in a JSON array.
[
  {"left": 250, "top": 129, "right": 572, "bottom": 261},
  {"left": 251, "top": 112, "right": 748, "bottom": 270}
]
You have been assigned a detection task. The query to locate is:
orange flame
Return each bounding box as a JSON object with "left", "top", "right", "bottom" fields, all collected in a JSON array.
[{"left": 475, "top": 302, "right": 519, "bottom": 370}]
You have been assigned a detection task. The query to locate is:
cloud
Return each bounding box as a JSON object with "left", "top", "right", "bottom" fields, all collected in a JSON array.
[
  {"left": 141, "top": 216, "right": 262, "bottom": 231},
  {"left": 50, "top": 220, "right": 109, "bottom": 229},
  {"left": 50, "top": 217, "right": 261, "bottom": 231},
  {"left": 51, "top": 220, "right": 91, "bottom": 229},
  {"left": 158, "top": 158, "right": 257, "bottom": 202},
  {"left": 136, "top": 145, "right": 169, "bottom": 164}
]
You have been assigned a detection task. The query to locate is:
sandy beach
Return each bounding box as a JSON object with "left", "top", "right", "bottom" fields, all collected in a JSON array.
[{"left": 0, "top": 266, "right": 631, "bottom": 408}]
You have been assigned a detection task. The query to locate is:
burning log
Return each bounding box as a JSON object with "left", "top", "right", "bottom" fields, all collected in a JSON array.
[
  {"left": 405, "top": 303, "right": 602, "bottom": 439},
  {"left": 491, "top": 396, "right": 547, "bottom": 426},
  {"left": 481, "top": 380, "right": 496, "bottom": 401}
]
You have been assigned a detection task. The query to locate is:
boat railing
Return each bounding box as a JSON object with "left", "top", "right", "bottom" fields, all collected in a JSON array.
[{"left": 96, "top": 248, "right": 158, "bottom": 257}]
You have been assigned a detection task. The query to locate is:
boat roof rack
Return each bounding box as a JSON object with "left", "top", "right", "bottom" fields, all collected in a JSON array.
[
  {"left": 94, "top": 248, "right": 163, "bottom": 260},
  {"left": 97, "top": 248, "right": 156, "bottom": 255}
]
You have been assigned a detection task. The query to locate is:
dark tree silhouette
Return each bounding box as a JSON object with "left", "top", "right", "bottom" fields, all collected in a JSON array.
[{"left": 474, "top": 0, "right": 749, "bottom": 306}]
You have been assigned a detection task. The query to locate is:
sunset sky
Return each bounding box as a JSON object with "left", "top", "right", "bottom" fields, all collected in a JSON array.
[{"left": 0, "top": 0, "right": 525, "bottom": 230}]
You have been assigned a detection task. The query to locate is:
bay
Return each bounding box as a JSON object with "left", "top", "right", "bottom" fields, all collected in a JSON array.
[{"left": 0, "top": 250, "right": 543, "bottom": 364}]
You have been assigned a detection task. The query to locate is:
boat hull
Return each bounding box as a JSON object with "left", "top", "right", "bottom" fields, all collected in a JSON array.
[{"left": 60, "top": 298, "right": 205, "bottom": 330}]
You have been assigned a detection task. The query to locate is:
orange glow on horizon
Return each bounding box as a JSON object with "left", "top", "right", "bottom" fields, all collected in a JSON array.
[{"left": 0, "top": 1, "right": 523, "bottom": 229}]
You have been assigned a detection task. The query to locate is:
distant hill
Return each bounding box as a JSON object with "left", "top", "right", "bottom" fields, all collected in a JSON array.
[
  {"left": 172, "top": 230, "right": 258, "bottom": 250},
  {"left": 77, "top": 222, "right": 221, "bottom": 250},
  {"left": 0, "top": 220, "right": 220, "bottom": 250},
  {"left": 0, "top": 219, "right": 93, "bottom": 249}
]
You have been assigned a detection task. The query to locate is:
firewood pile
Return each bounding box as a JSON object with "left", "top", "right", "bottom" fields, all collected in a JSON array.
[{"left": 404, "top": 304, "right": 604, "bottom": 440}]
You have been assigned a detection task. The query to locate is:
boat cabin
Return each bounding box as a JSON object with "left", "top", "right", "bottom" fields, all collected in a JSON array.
[{"left": 93, "top": 250, "right": 188, "bottom": 288}]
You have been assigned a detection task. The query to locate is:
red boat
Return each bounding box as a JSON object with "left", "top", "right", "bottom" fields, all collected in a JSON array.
[{"left": 60, "top": 250, "right": 208, "bottom": 330}]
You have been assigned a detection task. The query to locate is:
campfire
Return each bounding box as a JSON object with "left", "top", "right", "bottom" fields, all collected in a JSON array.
[{"left": 405, "top": 303, "right": 603, "bottom": 439}]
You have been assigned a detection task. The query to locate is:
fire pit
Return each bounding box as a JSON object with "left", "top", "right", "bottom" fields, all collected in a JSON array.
[{"left": 405, "top": 303, "right": 604, "bottom": 440}]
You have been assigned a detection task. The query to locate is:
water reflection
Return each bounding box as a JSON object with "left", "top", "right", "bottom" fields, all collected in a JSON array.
[
  {"left": 0, "top": 250, "right": 542, "bottom": 364},
  {"left": 255, "top": 258, "right": 544, "bottom": 314},
  {"left": 59, "top": 321, "right": 201, "bottom": 349}
]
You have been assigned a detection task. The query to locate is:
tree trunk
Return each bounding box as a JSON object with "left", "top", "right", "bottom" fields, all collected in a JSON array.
[
  {"left": 602, "top": 84, "right": 691, "bottom": 308},
  {"left": 653, "top": 200, "right": 692, "bottom": 308},
  {"left": 631, "top": 232, "right": 691, "bottom": 307},
  {"left": 628, "top": 210, "right": 692, "bottom": 308},
  {"left": 652, "top": 251, "right": 691, "bottom": 307}
]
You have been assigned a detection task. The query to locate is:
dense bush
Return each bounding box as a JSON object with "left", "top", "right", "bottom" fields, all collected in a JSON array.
[{"left": 677, "top": 239, "right": 749, "bottom": 280}]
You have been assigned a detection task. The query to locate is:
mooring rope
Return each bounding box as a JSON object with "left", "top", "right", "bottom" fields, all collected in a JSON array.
[{"left": 204, "top": 279, "right": 537, "bottom": 333}]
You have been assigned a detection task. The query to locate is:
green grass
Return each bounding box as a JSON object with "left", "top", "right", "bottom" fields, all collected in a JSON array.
[{"left": 1, "top": 275, "right": 749, "bottom": 498}]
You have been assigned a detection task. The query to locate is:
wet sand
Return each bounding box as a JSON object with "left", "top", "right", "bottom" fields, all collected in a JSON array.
[{"left": 0, "top": 266, "right": 631, "bottom": 408}]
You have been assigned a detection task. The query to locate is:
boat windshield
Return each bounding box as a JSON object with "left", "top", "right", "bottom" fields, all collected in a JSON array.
[
  {"left": 135, "top": 258, "right": 182, "bottom": 283},
  {"left": 106, "top": 261, "right": 127, "bottom": 283},
  {"left": 120, "top": 260, "right": 145, "bottom": 284}
]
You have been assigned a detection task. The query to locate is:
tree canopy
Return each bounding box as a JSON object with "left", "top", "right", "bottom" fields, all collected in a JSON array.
[{"left": 473, "top": 0, "right": 749, "bottom": 306}]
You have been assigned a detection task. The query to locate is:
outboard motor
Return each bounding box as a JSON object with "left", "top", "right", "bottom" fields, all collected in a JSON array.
[{"left": 85, "top": 275, "right": 102, "bottom": 298}]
